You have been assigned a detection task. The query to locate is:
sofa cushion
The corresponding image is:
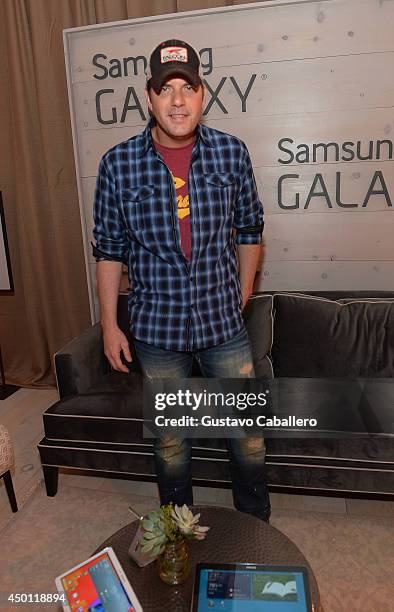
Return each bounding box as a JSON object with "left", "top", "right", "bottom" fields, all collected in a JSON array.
[
  {"left": 87, "top": 370, "right": 143, "bottom": 395},
  {"left": 272, "top": 294, "right": 394, "bottom": 377},
  {"left": 243, "top": 294, "right": 273, "bottom": 378}
]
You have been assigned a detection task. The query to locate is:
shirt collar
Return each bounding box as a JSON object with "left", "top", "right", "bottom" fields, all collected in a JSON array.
[{"left": 137, "top": 118, "right": 214, "bottom": 158}]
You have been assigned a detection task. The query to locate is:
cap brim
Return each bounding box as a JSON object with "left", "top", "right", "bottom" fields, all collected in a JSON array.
[{"left": 149, "top": 65, "right": 202, "bottom": 93}]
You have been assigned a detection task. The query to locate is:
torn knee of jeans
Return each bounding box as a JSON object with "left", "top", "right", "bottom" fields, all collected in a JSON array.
[
  {"left": 158, "top": 439, "right": 187, "bottom": 464},
  {"left": 239, "top": 437, "right": 266, "bottom": 457},
  {"left": 239, "top": 362, "right": 253, "bottom": 375}
]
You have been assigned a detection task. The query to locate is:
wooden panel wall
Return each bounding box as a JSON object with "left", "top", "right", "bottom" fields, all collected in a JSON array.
[{"left": 64, "top": 0, "right": 394, "bottom": 316}]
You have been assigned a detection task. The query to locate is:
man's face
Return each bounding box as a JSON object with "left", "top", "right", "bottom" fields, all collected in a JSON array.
[{"left": 146, "top": 77, "right": 205, "bottom": 147}]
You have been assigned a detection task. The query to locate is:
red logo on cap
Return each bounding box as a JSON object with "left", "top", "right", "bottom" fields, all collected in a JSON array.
[{"left": 160, "top": 46, "right": 188, "bottom": 64}]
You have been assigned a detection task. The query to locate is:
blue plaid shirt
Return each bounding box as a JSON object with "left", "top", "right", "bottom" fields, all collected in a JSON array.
[{"left": 93, "top": 120, "right": 264, "bottom": 352}]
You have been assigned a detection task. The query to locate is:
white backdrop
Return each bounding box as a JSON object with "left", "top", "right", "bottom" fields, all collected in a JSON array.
[{"left": 63, "top": 0, "right": 394, "bottom": 320}]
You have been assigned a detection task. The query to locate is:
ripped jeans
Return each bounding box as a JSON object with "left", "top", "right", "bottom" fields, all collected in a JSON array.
[{"left": 134, "top": 328, "right": 271, "bottom": 521}]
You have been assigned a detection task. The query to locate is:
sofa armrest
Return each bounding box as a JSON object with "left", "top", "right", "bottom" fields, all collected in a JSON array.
[{"left": 54, "top": 323, "right": 110, "bottom": 398}]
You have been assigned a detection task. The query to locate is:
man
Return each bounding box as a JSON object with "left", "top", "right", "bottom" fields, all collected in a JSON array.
[{"left": 93, "top": 39, "right": 270, "bottom": 521}]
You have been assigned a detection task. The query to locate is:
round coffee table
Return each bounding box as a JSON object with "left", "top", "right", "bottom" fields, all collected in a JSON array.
[{"left": 96, "top": 506, "right": 321, "bottom": 611}]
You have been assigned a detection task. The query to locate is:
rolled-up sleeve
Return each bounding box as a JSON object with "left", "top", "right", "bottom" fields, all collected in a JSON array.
[
  {"left": 92, "top": 156, "right": 128, "bottom": 263},
  {"left": 234, "top": 144, "right": 264, "bottom": 245}
]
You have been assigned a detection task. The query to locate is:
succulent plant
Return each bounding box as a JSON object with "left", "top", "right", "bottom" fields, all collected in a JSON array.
[
  {"left": 171, "top": 504, "right": 210, "bottom": 540},
  {"left": 138, "top": 509, "right": 167, "bottom": 557},
  {"left": 162, "top": 502, "right": 183, "bottom": 543},
  {"left": 138, "top": 503, "right": 210, "bottom": 558}
]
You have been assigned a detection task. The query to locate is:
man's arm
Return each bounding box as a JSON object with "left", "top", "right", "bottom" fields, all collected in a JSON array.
[
  {"left": 96, "top": 261, "right": 132, "bottom": 372},
  {"left": 237, "top": 244, "right": 262, "bottom": 310},
  {"left": 233, "top": 143, "right": 264, "bottom": 309},
  {"left": 93, "top": 154, "right": 131, "bottom": 372}
]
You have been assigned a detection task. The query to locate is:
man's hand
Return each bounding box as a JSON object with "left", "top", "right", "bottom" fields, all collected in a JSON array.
[
  {"left": 103, "top": 326, "right": 132, "bottom": 372},
  {"left": 241, "top": 286, "right": 254, "bottom": 312},
  {"left": 96, "top": 260, "right": 132, "bottom": 371}
]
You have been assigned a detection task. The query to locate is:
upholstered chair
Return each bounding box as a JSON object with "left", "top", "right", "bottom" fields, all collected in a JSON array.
[{"left": 0, "top": 424, "right": 18, "bottom": 512}]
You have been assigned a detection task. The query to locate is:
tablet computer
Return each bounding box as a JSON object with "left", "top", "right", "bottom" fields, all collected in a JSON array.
[
  {"left": 55, "top": 546, "right": 143, "bottom": 612},
  {"left": 191, "top": 563, "right": 312, "bottom": 612}
]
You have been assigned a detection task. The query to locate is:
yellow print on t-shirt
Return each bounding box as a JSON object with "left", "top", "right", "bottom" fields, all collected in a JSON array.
[{"left": 172, "top": 174, "right": 190, "bottom": 220}]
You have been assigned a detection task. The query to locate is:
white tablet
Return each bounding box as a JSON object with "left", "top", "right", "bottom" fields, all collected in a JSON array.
[{"left": 55, "top": 546, "right": 143, "bottom": 612}]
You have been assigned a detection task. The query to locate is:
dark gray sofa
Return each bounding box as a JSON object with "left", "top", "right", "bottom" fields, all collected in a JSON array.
[{"left": 38, "top": 291, "right": 394, "bottom": 498}]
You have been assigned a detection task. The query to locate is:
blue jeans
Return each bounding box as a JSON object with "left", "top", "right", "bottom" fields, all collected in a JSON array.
[{"left": 134, "top": 328, "right": 271, "bottom": 521}]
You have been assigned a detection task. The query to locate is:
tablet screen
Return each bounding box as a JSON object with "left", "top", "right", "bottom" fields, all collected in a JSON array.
[
  {"left": 60, "top": 551, "right": 136, "bottom": 612},
  {"left": 195, "top": 565, "right": 310, "bottom": 612}
]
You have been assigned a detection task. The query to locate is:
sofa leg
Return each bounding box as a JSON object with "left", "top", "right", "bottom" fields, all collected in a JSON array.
[
  {"left": 3, "top": 470, "right": 18, "bottom": 512},
  {"left": 43, "top": 466, "right": 59, "bottom": 497}
]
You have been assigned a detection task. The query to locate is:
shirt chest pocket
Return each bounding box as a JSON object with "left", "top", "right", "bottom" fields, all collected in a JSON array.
[
  {"left": 121, "top": 186, "right": 159, "bottom": 232},
  {"left": 205, "top": 172, "right": 238, "bottom": 212}
]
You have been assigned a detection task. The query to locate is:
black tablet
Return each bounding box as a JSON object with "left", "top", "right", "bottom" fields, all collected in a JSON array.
[{"left": 191, "top": 563, "right": 312, "bottom": 612}]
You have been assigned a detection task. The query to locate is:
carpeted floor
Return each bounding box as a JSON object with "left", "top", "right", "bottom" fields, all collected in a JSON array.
[
  {"left": 0, "top": 483, "right": 154, "bottom": 611},
  {"left": 0, "top": 482, "right": 393, "bottom": 611},
  {"left": 272, "top": 507, "right": 394, "bottom": 611}
]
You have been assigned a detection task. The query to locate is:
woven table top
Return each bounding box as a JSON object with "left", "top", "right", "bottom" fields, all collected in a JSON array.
[{"left": 96, "top": 505, "right": 321, "bottom": 612}]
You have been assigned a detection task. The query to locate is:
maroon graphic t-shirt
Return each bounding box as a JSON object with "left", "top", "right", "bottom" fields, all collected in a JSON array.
[{"left": 154, "top": 139, "right": 194, "bottom": 260}]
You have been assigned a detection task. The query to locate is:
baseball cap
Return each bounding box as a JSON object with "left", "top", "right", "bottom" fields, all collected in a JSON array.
[{"left": 146, "top": 39, "right": 203, "bottom": 93}]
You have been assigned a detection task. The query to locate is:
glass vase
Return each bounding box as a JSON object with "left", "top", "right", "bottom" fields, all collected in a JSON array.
[{"left": 157, "top": 539, "right": 190, "bottom": 585}]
